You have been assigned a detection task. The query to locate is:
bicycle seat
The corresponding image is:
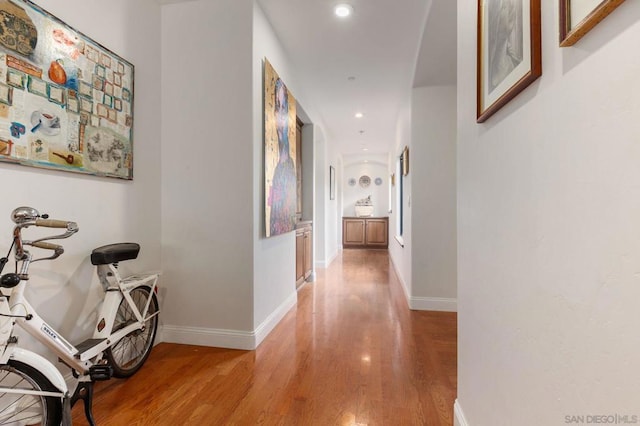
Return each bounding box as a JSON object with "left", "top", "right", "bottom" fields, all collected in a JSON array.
[{"left": 91, "top": 243, "right": 140, "bottom": 265}]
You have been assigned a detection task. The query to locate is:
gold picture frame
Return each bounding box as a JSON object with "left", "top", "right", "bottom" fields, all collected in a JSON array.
[
  {"left": 264, "top": 59, "right": 297, "bottom": 238},
  {"left": 401, "top": 146, "right": 409, "bottom": 176}
]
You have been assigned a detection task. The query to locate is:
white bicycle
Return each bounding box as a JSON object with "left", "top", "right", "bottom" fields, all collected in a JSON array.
[{"left": 0, "top": 207, "right": 160, "bottom": 425}]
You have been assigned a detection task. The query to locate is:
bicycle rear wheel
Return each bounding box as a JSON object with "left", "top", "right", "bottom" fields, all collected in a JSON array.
[
  {"left": 0, "top": 361, "right": 62, "bottom": 425},
  {"left": 105, "top": 285, "right": 159, "bottom": 378}
]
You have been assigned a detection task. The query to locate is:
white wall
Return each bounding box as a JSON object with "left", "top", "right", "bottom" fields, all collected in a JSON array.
[
  {"left": 343, "top": 162, "right": 389, "bottom": 218},
  {"left": 324, "top": 136, "right": 341, "bottom": 266},
  {"left": 4, "top": 0, "right": 162, "bottom": 363},
  {"left": 388, "top": 96, "right": 412, "bottom": 297},
  {"left": 457, "top": 2, "right": 640, "bottom": 425},
  {"left": 162, "top": 1, "right": 329, "bottom": 348},
  {"left": 309, "top": 128, "right": 340, "bottom": 269},
  {"left": 410, "top": 85, "right": 457, "bottom": 312},
  {"left": 314, "top": 135, "right": 328, "bottom": 266},
  {"left": 301, "top": 124, "right": 315, "bottom": 222},
  {"left": 252, "top": 2, "right": 300, "bottom": 342},
  {"left": 253, "top": 0, "right": 345, "bottom": 321},
  {"left": 161, "top": 0, "right": 255, "bottom": 347}
]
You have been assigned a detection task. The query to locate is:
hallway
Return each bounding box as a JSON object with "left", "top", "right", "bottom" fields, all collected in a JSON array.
[{"left": 75, "top": 250, "right": 457, "bottom": 425}]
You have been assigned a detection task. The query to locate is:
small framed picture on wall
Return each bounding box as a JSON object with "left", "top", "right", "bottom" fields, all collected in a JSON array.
[
  {"left": 330, "top": 166, "right": 335, "bottom": 200},
  {"left": 476, "top": 0, "right": 542, "bottom": 122},
  {"left": 401, "top": 146, "right": 409, "bottom": 176}
]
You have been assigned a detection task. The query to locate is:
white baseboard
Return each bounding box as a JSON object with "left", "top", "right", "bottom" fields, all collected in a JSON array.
[
  {"left": 388, "top": 251, "right": 410, "bottom": 302},
  {"left": 156, "top": 324, "right": 164, "bottom": 344},
  {"left": 389, "top": 251, "right": 457, "bottom": 312},
  {"left": 161, "top": 292, "right": 297, "bottom": 350},
  {"left": 315, "top": 248, "right": 339, "bottom": 269},
  {"left": 253, "top": 291, "right": 297, "bottom": 347},
  {"left": 162, "top": 325, "right": 256, "bottom": 350},
  {"left": 410, "top": 296, "right": 457, "bottom": 312},
  {"left": 454, "top": 399, "right": 469, "bottom": 426},
  {"left": 326, "top": 249, "right": 339, "bottom": 267}
]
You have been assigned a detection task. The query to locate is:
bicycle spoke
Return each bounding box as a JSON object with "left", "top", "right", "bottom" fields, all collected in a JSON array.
[
  {"left": 0, "top": 362, "right": 58, "bottom": 425},
  {"left": 0, "top": 398, "right": 42, "bottom": 425},
  {"left": 106, "top": 286, "right": 158, "bottom": 377},
  {"left": 0, "top": 376, "right": 38, "bottom": 425}
]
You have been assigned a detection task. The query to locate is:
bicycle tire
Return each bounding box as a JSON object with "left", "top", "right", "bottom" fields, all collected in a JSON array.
[
  {"left": 105, "top": 285, "right": 159, "bottom": 378},
  {"left": 0, "top": 360, "right": 63, "bottom": 425}
]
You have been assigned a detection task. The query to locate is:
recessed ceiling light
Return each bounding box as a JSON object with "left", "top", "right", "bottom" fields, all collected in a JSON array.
[
  {"left": 362, "top": 148, "right": 368, "bottom": 151},
  {"left": 364, "top": 160, "right": 369, "bottom": 163},
  {"left": 334, "top": 4, "right": 353, "bottom": 18},
  {"left": 355, "top": 112, "right": 364, "bottom": 118}
]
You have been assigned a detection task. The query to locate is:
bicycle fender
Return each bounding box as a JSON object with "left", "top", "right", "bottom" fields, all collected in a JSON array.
[{"left": 10, "top": 347, "right": 68, "bottom": 394}]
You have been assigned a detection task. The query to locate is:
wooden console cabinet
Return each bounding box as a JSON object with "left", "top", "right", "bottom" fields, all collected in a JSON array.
[
  {"left": 296, "top": 221, "right": 312, "bottom": 287},
  {"left": 342, "top": 217, "right": 388, "bottom": 249}
]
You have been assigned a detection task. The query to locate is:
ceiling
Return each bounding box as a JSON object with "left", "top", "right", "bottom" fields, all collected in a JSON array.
[{"left": 257, "top": 0, "right": 457, "bottom": 158}]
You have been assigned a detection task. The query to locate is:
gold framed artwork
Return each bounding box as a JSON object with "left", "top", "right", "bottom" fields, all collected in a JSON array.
[
  {"left": 401, "top": 146, "right": 409, "bottom": 176},
  {"left": 477, "top": 0, "right": 542, "bottom": 123},
  {"left": 0, "top": 0, "right": 134, "bottom": 179},
  {"left": 560, "top": 0, "right": 626, "bottom": 46},
  {"left": 264, "top": 59, "right": 297, "bottom": 238}
]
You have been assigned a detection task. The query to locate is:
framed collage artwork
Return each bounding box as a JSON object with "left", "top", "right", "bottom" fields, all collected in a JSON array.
[{"left": 0, "top": 0, "right": 135, "bottom": 179}]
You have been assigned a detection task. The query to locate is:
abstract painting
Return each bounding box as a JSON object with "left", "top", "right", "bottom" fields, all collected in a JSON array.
[
  {"left": 264, "top": 59, "right": 296, "bottom": 237},
  {"left": 0, "top": 0, "right": 134, "bottom": 179}
]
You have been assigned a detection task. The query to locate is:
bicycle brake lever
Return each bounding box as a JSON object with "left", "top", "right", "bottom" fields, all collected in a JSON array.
[{"left": 25, "top": 241, "right": 64, "bottom": 263}]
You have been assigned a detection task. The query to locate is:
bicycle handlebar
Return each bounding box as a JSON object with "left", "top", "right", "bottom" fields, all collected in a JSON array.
[
  {"left": 35, "top": 219, "right": 76, "bottom": 230},
  {"left": 9, "top": 208, "right": 79, "bottom": 265},
  {"left": 31, "top": 241, "right": 63, "bottom": 252}
]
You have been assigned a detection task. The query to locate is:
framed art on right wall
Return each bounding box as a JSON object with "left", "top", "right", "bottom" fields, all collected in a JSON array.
[
  {"left": 560, "top": 0, "right": 626, "bottom": 46},
  {"left": 401, "top": 146, "right": 409, "bottom": 176},
  {"left": 477, "top": 0, "right": 542, "bottom": 123}
]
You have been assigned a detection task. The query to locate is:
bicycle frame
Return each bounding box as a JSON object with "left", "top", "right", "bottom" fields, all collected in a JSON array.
[
  {"left": 0, "top": 261, "right": 159, "bottom": 377},
  {"left": 0, "top": 207, "right": 160, "bottom": 425}
]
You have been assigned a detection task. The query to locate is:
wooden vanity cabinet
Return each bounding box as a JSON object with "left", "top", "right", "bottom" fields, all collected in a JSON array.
[{"left": 342, "top": 217, "right": 388, "bottom": 249}]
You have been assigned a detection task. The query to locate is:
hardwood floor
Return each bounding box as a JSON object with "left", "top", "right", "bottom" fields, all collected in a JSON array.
[{"left": 72, "top": 249, "right": 457, "bottom": 425}]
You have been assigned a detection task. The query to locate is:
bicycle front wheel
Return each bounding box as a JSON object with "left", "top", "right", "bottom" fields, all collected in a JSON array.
[
  {"left": 105, "top": 285, "right": 159, "bottom": 378},
  {"left": 0, "top": 361, "right": 63, "bottom": 425}
]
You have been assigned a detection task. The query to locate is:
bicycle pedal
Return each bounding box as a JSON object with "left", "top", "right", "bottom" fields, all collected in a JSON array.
[{"left": 89, "top": 364, "right": 112, "bottom": 381}]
